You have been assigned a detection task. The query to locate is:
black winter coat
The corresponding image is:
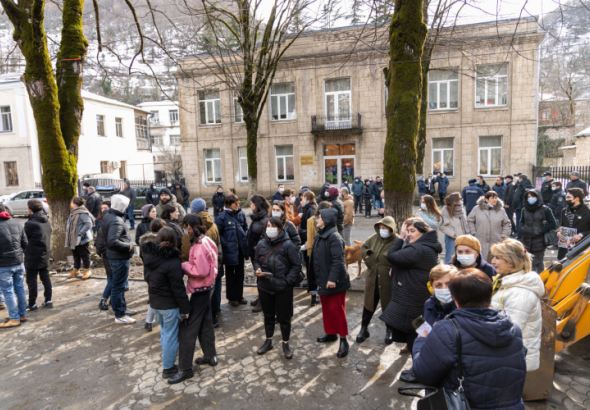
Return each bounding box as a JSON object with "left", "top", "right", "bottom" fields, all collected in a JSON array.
[
  {"left": 253, "top": 231, "right": 302, "bottom": 294},
  {"left": 300, "top": 202, "right": 317, "bottom": 239},
  {"left": 362, "top": 184, "right": 372, "bottom": 199},
  {"left": 541, "top": 179, "right": 555, "bottom": 204},
  {"left": 171, "top": 181, "right": 190, "bottom": 206},
  {"left": 95, "top": 220, "right": 107, "bottom": 257},
  {"left": 413, "top": 308, "right": 526, "bottom": 410},
  {"left": 380, "top": 230, "right": 442, "bottom": 334},
  {"left": 504, "top": 182, "right": 516, "bottom": 208},
  {"left": 548, "top": 188, "right": 566, "bottom": 225},
  {"left": 328, "top": 196, "right": 345, "bottom": 234},
  {"left": 102, "top": 209, "right": 134, "bottom": 260},
  {"left": 163, "top": 219, "right": 183, "bottom": 251},
  {"left": 423, "top": 295, "right": 456, "bottom": 327},
  {"left": 480, "top": 181, "right": 491, "bottom": 194},
  {"left": 140, "top": 240, "right": 190, "bottom": 314},
  {"left": 216, "top": 208, "right": 248, "bottom": 265},
  {"left": 566, "top": 178, "right": 589, "bottom": 197},
  {"left": 86, "top": 191, "right": 102, "bottom": 217},
  {"left": 0, "top": 215, "right": 27, "bottom": 267},
  {"left": 246, "top": 210, "right": 268, "bottom": 259},
  {"left": 212, "top": 192, "right": 226, "bottom": 217},
  {"left": 145, "top": 185, "right": 160, "bottom": 206},
  {"left": 310, "top": 208, "right": 350, "bottom": 296},
  {"left": 513, "top": 179, "right": 533, "bottom": 211},
  {"left": 560, "top": 203, "right": 590, "bottom": 240},
  {"left": 371, "top": 181, "right": 383, "bottom": 197},
  {"left": 520, "top": 194, "right": 556, "bottom": 253},
  {"left": 135, "top": 217, "right": 153, "bottom": 246},
  {"left": 283, "top": 221, "right": 301, "bottom": 248},
  {"left": 24, "top": 212, "right": 52, "bottom": 270}
]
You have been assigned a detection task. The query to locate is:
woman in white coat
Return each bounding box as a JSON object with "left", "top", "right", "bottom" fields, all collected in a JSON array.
[{"left": 491, "top": 238, "right": 545, "bottom": 371}]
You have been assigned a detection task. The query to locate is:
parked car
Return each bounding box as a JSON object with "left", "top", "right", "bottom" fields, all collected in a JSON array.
[
  {"left": 0, "top": 192, "right": 18, "bottom": 204},
  {"left": 4, "top": 189, "right": 49, "bottom": 216},
  {"left": 133, "top": 186, "right": 149, "bottom": 216}
]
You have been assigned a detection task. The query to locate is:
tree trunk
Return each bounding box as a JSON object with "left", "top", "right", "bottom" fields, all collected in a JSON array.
[
  {"left": 48, "top": 198, "right": 71, "bottom": 261},
  {"left": 383, "top": 0, "right": 428, "bottom": 224},
  {"left": 416, "top": 60, "right": 429, "bottom": 174},
  {"left": 246, "top": 116, "right": 259, "bottom": 199}
]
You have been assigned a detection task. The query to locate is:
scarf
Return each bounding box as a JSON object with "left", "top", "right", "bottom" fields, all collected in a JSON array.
[
  {"left": 65, "top": 206, "right": 95, "bottom": 250},
  {"left": 564, "top": 204, "right": 582, "bottom": 227},
  {"left": 454, "top": 205, "right": 468, "bottom": 235}
]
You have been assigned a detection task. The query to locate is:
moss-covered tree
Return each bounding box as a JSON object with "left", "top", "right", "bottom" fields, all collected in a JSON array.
[
  {"left": 383, "top": 0, "right": 427, "bottom": 222},
  {"left": 1, "top": 0, "right": 88, "bottom": 260}
]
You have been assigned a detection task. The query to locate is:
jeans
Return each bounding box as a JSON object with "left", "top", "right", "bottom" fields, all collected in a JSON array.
[
  {"left": 515, "top": 210, "right": 522, "bottom": 240},
  {"left": 531, "top": 250, "right": 545, "bottom": 274},
  {"left": 364, "top": 198, "right": 372, "bottom": 217},
  {"left": 444, "top": 235, "right": 455, "bottom": 264},
  {"left": 225, "top": 255, "right": 245, "bottom": 302},
  {"left": 439, "top": 193, "right": 446, "bottom": 204},
  {"left": 371, "top": 194, "right": 376, "bottom": 209},
  {"left": 152, "top": 307, "right": 180, "bottom": 370},
  {"left": 182, "top": 204, "right": 188, "bottom": 213},
  {"left": 102, "top": 275, "right": 113, "bottom": 300},
  {"left": 109, "top": 259, "right": 130, "bottom": 318},
  {"left": 146, "top": 305, "right": 156, "bottom": 324},
  {"left": 374, "top": 198, "right": 383, "bottom": 210},
  {"left": 123, "top": 205, "right": 135, "bottom": 228},
  {"left": 25, "top": 268, "right": 52, "bottom": 306},
  {"left": 0, "top": 264, "right": 27, "bottom": 320},
  {"left": 342, "top": 225, "right": 353, "bottom": 247}
]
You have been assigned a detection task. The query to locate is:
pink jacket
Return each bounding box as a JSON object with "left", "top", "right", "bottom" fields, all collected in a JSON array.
[{"left": 181, "top": 236, "right": 218, "bottom": 293}]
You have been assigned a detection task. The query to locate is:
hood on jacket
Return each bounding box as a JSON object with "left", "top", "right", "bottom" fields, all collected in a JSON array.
[
  {"left": 300, "top": 185, "right": 311, "bottom": 195},
  {"left": 173, "top": 180, "right": 181, "bottom": 187},
  {"left": 123, "top": 179, "right": 130, "bottom": 190},
  {"left": 111, "top": 194, "right": 130, "bottom": 213},
  {"left": 319, "top": 183, "right": 330, "bottom": 197},
  {"left": 476, "top": 196, "right": 505, "bottom": 212},
  {"left": 523, "top": 189, "right": 544, "bottom": 211},
  {"left": 198, "top": 211, "right": 214, "bottom": 230},
  {"left": 415, "top": 230, "right": 443, "bottom": 253},
  {"left": 373, "top": 216, "right": 397, "bottom": 235},
  {"left": 29, "top": 211, "right": 49, "bottom": 223},
  {"left": 141, "top": 241, "right": 182, "bottom": 270},
  {"left": 502, "top": 269, "right": 546, "bottom": 296},
  {"left": 149, "top": 183, "right": 157, "bottom": 191},
  {"left": 139, "top": 232, "right": 157, "bottom": 244},
  {"left": 342, "top": 194, "right": 353, "bottom": 202},
  {"left": 190, "top": 198, "right": 207, "bottom": 214},
  {"left": 448, "top": 308, "right": 518, "bottom": 348},
  {"left": 318, "top": 208, "right": 338, "bottom": 231},
  {"left": 142, "top": 204, "right": 154, "bottom": 218},
  {"left": 519, "top": 179, "right": 533, "bottom": 190}
]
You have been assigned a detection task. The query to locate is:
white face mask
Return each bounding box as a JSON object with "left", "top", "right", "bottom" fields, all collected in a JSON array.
[
  {"left": 271, "top": 211, "right": 282, "bottom": 218},
  {"left": 183, "top": 229, "right": 189, "bottom": 235},
  {"left": 279, "top": 188, "right": 284, "bottom": 192},
  {"left": 420, "top": 203, "right": 427, "bottom": 210},
  {"left": 434, "top": 288, "right": 453, "bottom": 304},
  {"left": 266, "top": 227, "right": 278, "bottom": 238},
  {"left": 379, "top": 229, "right": 390, "bottom": 238},
  {"left": 551, "top": 187, "right": 558, "bottom": 191},
  {"left": 457, "top": 254, "right": 476, "bottom": 267}
]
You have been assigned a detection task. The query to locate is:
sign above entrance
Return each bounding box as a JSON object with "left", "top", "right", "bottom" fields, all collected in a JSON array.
[{"left": 300, "top": 155, "right": 314, "bottom": 165}]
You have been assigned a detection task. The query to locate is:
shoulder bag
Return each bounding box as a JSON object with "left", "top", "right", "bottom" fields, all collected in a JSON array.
[
  {"left": 541, "top": 206, "right": 558, "bottom": 247},
  {"left": 398, "top": 318, "right": 471, "bottom": 410}
]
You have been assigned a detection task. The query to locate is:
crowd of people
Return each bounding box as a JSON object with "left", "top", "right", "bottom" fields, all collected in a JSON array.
[{"left": 1, "top": 171, "right": 590, "bottom": 407}]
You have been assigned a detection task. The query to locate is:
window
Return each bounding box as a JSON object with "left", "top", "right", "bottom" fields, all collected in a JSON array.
[
  {"left": 100, "top": 161, "right": 109, "bottom": 174},
  {"left": 238, "top": 147, "right": 248, "bottom": 182},
  {"left": 170, "top": 135, "right": 181, "bottom": 146},
  {"left": 270, "top": 83, "right": 296, "bottom": 121},
  {"left": 115, "top": 117, "right": 123, "bottom": 138},
  {"left": 234, "top": 96, "right": 244, "bottom": 123},
  {"left": 119, "top": 160, "right": 127, "bottom": 179},
  {"left": 199, "top": 91, "right": 221, "bottom": 125},
  {"left": 384, "top": 76, "right": 388, "bottom": 113},
  {"left": 169, "top": 109, "right": 179, "bottom": 122},
  {"left": 151, "top": 135, "right": 163, "bottom": 146},
  {"left": 541, "top": 108, "right": 551, "bottom": 120},
  {"left": 4, "top": 161, "right": 18, "bottom": 186},
  {"left": 325, "top": 78, "right": 351, "bottom": 126},
  {"left": 275, "top": 145, "right": 294, "bottom": 181},
  {"left": 429, "top": 69, "right": 459, "bottom": 110},
  {"left": 204, "top": 149, "right": 221, "bottom": 183},
  {"left": 96, "top": 115, "right": 105, "bottom": 136},
  {"left": 479, "top": 136, "right": 502, "bottom": 176},
  {"left": 1, "top": 106, "right": 13, "bottom": 132},
  {"left": 135, "top": 114, "right": 150, "bottom": 149},
  {"left": 150, "top": 111, "right": 159, "bottom": 122},
  {"left": 432, "top": 138, "right": 454, "bottom": 177},
  {"left": 475, "top": 63, "right": 508, "bottom": 108}
]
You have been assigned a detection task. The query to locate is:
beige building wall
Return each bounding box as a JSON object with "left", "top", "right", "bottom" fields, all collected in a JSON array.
[{"left": 177, "top": 18, "right": 544, "bottom": 199}]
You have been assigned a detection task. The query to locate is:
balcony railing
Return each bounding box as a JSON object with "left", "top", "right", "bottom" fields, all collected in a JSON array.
[{"left": 311, "top": 113, "right": 362, "bottom": 134}]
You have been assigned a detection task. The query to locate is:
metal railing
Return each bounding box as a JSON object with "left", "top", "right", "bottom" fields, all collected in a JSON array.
[
  {"left": 311, "top": 113, "right": 362, "bottom": 134},
  {"left": 532, "top": 165, "right": 590, "bottom": 197}
]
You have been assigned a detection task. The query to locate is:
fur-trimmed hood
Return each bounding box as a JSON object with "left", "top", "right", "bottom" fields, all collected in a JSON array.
[
  {"left": 476, "top": 196, "right": 505, "bottom": 212},
  {"left": 140, "top": 240, "right": 181, "bottom": 265},
  {"left": 139, "top": 232, "right": 157, "bottom": 244}
]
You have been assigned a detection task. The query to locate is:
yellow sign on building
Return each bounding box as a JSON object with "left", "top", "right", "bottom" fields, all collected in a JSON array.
[{"left": 300, "top": 155, "right": 314, "bottom": 165}]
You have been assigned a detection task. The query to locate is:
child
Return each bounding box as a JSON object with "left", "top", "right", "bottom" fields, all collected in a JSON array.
[{"left": 424, "top": 264, "right": 459, "bottom": 326}]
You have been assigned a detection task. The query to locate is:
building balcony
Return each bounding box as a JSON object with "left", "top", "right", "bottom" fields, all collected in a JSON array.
[
  {"left": 311, "top": 113, "right": 362, "bottom": 135},
  {"left": 136, "top": 138, "right": 151, "bottom": 150}
]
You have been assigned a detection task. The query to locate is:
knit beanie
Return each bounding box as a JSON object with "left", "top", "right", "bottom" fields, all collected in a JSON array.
[
  {"left": 571, "top": 171, "right": 581, "bottom": 178},
  {"left": 141, "top": 204, "right": 154, "bottom": 218},
  {"left": 191, "top": 198, "right": 206, "bottom": 214},
  {"left": 159, "top": 187, "right": 172, "bottom": 198},
  {"left": 111, "top": 194, "right": 130, "bottom": 214},
  {"left": 328, "top": 186, "right": 339, "bottom": 198},
  {"left": 455, "top": 235, "right": 482, "bottom": 254}
]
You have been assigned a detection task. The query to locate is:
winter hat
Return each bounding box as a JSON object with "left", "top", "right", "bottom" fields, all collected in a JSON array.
[
  {"left": 455, "top": 235, "right": 482, "bottom": 254},
  {"left": 328, "top": 186, "right": 339, "bottom": 198},
  {"left": 468, "top": 178, "right": 477, "bottom": 184},
  {"left": 300, "top": 186, "right": 311, "bottom": 195},
  {"left": 159, "top": 187, "right": 172, "bottom": 198},
  {"left": 505, "top": 175, "right": 513, "bottom": 180},
  {"left": 142, "top": 204, "right": 154, "bottom": 218},
  {"left": 191, "top": 198, "right": 206, "bottom": 214},
  {"left": 217, "top": 185, "right": 224, "bottom": 190},
  {"left": 571, "top": 171, "right": 581, "bottom": 178},
  {"left": 543, "top": 171, "right": 552, "bottom": 177},
  {"left": 111, "top": 194, "right": 130, "bottom": 214},
  {"left": 83, "top": 182, "right": 90, "bottom": 187}
]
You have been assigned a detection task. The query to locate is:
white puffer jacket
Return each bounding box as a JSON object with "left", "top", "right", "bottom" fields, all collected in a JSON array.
[{"left": 492, "top": 270, "right": 545, "bottom": 371}]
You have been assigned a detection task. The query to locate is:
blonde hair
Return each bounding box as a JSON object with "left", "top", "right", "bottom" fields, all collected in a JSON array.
[
  {"left": 429, "top": 264, "right": 459, "bottom": 284},
  {"left": 491, "top": 238, "right": 532, "bottom": 273}
]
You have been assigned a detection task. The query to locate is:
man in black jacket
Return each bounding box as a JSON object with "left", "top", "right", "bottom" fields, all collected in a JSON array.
[
  {"left": 548, "top": 181, "right": 567, "bottom": 226},
  {"left": 145, "top": 183, "right": 160, "bottom": 206},
  {"left": 503, "top": 175, "right": 517, "bottom": 236},
  {"left": 212, "top": 186, "right": 225, "bottom": 218},
  {"left": 24, "top": 200, "right": 52, "bottom": 310},
  {"left": 96, "top": 201, "right": 113, "bottom": 310},
  {"left": 0, "top": 203, "right": 28, "bottom": 328},
  {"left": 102, "top": 195, "right": 136, "bottom": 324},
  {"left": 558, "top": 188, "right": 590, "bottom": 259},
  {"left": 541, "top": 171, "right": 555, "bottom": 204},
  {"left": 120, "top": 179, "right": 137, "bottom": 230},
  {"left": 513, "top": 174, "right": 533, "bottom": 240},
  {"left": 171, "top": 180, "right": 190, "bottom": 213},
  {"left": 86, "top": 186, "right": 102, "bottom": 234},
  {"left": 476, "top": 175, "right": 491, "bottom": 194},
  {"left": 566, "top": 171, "right": 589, "bottom": 197}
]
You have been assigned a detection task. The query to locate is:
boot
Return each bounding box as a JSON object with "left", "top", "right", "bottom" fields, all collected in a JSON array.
[
  {"left": 250, "top": 297, "right": 259, "bottom": 306},
  {"left": 356, "top": 326, "right": 370, "bottom": 343},
  {"left": 99, "top": 299, "right": 108, "bottom": 311},
  {"left": 337, "top": 337, "right": 349, "bottom": 358},
  {"left": 399, "top": 369, "right": 418, "bottom": 383},
  {"left": 310, "top": 294, "right": 319, "bottom": 306},
  {"left": 67, "top": 268, "right": 80, "bottom": 279},
  {"left": 162, "top": 365, "right": 178, "bottom": 379},
  {"left": 317, "top": 334, "right": 338, "bottom": 343},
  {"left": 257, "top": 339, "right": 273, "bottom": 355},
  {"left": 82, "top": 269, "right": 92, "bottom": 280},
  {"left": 252, "top": 302, "right": 262, "bottom": 313},
  {"left": 195, "top": 356, "right": 218, "bottom": 367},
  {"left": 282, "top": 342, "right": 293, "bottom": 359},
  {"left": 385, "top": 326, "right": 394, "bottom": 345},
  {"left": 0, "top": 318, "right": 21, "bottom": 328},
  {"left": 212, "top": 314, "right": 219, "bottom": 329},
  {"left": 167, "top": 368, "right": 194, "bottom": 385}
]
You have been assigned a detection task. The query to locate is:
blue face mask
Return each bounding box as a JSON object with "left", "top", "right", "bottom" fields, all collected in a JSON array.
[
  {"left": 503, "top": 180, "right": 507, "bottom": 185},
  {"left": 419, "top": 176, "right": 423, "bottom": 181},
  {"left": 476, "top": 181, "right": 481, "bottom": 185},
  {"left": 542, "top": 177, "right": 547, "bottom": 182},
  {"left": 527, "top": 197, "right": 538, "bottom": 205}
]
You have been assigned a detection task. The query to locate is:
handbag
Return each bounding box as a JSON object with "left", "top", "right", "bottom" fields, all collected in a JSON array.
[
  {"left": 541, "top": 206, "right": 558, "bottom": 247},
  {"left": 398, "top": 319, "right": 471, "bottom": 410}
]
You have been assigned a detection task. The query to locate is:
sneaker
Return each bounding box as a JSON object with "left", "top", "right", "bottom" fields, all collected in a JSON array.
[
  {"left": 129, "top": 227, "right": 135, "bottom": 231},
  {"left": 26, "top": 304, "right": 38, "bottom": 311},
  {"left": 125, "top": 308, "right": 138, "bottom": 316},
  {"left": 99, "top": 299, "right": 108, "bottom": 311},
  {"left": 67, "top": 268, "right": 80, "bottom": 279},
  {"left": 82, "top": 269, "right": 92, "bottom": 280},
  {"left": 145, "top": 322, "right": 153, "bottom": 332},
  {"left": 115, "top": 315, "right": 136, "bottom": 324},
  {"left": 42, "top": 301, "right": 53, "bottom": 308}
]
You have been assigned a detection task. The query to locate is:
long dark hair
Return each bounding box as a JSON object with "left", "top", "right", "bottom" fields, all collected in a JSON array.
[
  {"left": 445, "top": 192, "right": 462, "bottom": 218},
  {"left": 272, "top": 201, "right": 287, "bottom": 225},
  {"left": 267, "top": 217, "right": 284, "bottom": 232},
  {"left": 160, "top": 204, "right": 177, "bottom": 220},
  {"left": 156, "top": 227, "right": 177, "bottom": 248},
  {"left": 150, "top": 218, "right": 167, "bottom": 233},
  {"left": 250, "top": 195, "right": 270, "bottom": 215},
  {"left": 182, "top": 214, "right": 208, "bottom": 244}
]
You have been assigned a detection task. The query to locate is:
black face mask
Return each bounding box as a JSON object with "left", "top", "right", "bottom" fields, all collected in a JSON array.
[{"left": 566, "top": 200, "right": 575, "bottom": 207}]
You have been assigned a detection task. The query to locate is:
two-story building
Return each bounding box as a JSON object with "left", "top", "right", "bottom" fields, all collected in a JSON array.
[{"left": 176, "top": 17, "right": 544, "bottom": 198}]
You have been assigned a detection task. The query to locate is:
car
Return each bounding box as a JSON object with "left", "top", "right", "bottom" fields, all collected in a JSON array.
[
  {"left": 0, "top": 192, "right": 18, "bottom": 204},
  {"left": 4, "top": 189, "right": 50, "bottom": 216},
  {"left": 133, "top": 186, "right": 149, "bottom": 216}
]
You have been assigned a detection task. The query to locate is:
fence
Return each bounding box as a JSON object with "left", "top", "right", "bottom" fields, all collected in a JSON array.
[
  {"left": 76, "top": 178, "right": 186, "bottom": 197},
  {"left": 532, "top": 165, "right": 590, "bottom": 195}
]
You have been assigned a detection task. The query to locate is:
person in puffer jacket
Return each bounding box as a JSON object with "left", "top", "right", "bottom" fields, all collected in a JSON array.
[
  {"left": 253, "top": 218, "right": 303, "bottom": 359},
  {"left": 491, "top": 238, "right": 544, "bottom": 372},
  {"left": 413, "top": 268, "right": 526, "bottom": 410}
]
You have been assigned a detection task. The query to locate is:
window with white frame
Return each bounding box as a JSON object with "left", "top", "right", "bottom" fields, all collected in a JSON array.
[
  {"left": 0, "top": 106, "right": 13, "bottom": 132},
  {"left": 325, "top": 78, "right": 351, "bottom": 125},
  {"left": 429, "top": 69, "right": 459, "bottom": 110},
  {"left": 475, "top": 63, "right": 508, "bottom": 108},
  {"left": 169, "top": 109, "right": 179, "bottom": 122},
  {"left": 432, "top": 138, "right": 454, "bottom": 177},
  {"left": 115, "top": 117, "right": 123, "bottom": 138},
  {"left": 275, "top": 145, "right": 294, "bottom": 181},
  {"left": 479, "top": 136, "right": 502, "bottom": 176},
  {"left": 205, "top": 149, "right": 222, "bottom": 183},
  {"left": 151, "top": 135, "right": 163, "bottom": 146},
  {"left": 96, "top": 115, "right": 105, "bottom": 136},
  {"left": 238, "top": 147, "right": 248, "bottom": 182},
  {"left": 150, "top": 111, "right": 159, "bottom": 122},
  {"left": 541, "top": 108, "right": 551, "bottom": 119},
  {"left": 270, "top": 83, "right": 296, "bottom": 121},
  {"left": 199, "top": 91, "right": 221, "bottom": 125},
  {"left": 170, "top": 135, "right": 181, "bottom": 146},
  {"left": 234, "top": 96, "right": 244, "bottom": 123}
]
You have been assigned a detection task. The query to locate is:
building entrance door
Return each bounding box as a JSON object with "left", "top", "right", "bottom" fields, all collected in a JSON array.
[{"left": 323, "top": 143, "right": 356, "bottom": 187}]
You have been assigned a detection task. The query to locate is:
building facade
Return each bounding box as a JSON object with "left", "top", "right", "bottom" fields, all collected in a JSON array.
[{"left": 177, "top": 18, "right": 544, "bottom": 198}]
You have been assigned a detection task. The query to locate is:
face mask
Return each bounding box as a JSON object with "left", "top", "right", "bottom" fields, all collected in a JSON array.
[
  {"left": 302, "top": 200, "right": 307, "bottom": 206},
  {"left": 379, "top": 229, "right": 390, "bottom": 238},
  {"left": 279, "top": 188, "right": 284, "bottom": 192},
  {"left": 271, "top": 211, "right": 282, "bottom": 218},
  {"left": 566, "top": 199, "right": 574, "bottom": 207},
  {"left": 338, "top": 194, "right": 342, "bottom": 199},
  {"left": 503, "top": 180, "right": 507, "bottom": 185},
  {"left": 476, "top": 181, "right": 481, "bottom": 185},
  {"left": 355, "top": 179, "right": 359, "bottom": 182},
  {"left": 552, "top": 187, "right": 557, "bottom": 191},
  {"left": 457, "top": 254, "right": 476, "bottom": 267},
  {"left": 527, "top": 197, "right": 537, "bottom": 205},
  {"left": 183, "top": 229, "right": 189, "bottom": 235},
  {"left": 167, "top": 183, "right": 172, "bottom": 188},
  {"left": 434, "top": 288, "right": 453, "bottom": 304},
  {"left": 324, "top": 192, "right": 329, "bottom": 198},
  {"left": 266, "top": 227, "right": 278, "bottom": 238},
  {"left": 420, "top": 203, "right": 427, "bottom": 210},
  {"left": 542, "top": 177, "right": 547, "bottom": 182}
]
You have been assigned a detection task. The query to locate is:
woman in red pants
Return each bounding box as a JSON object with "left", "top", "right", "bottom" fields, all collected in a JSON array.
[{"left": 309, "top": 207, "right": 351, "bottom": 357}]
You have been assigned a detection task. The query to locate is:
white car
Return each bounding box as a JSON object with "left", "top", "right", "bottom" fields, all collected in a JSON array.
[
  {"left": 0, "top": 192, "right": 17, "bottom": 204},
  {"left": 3, "top": 189, "right": 50, "bottom": 216}
]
